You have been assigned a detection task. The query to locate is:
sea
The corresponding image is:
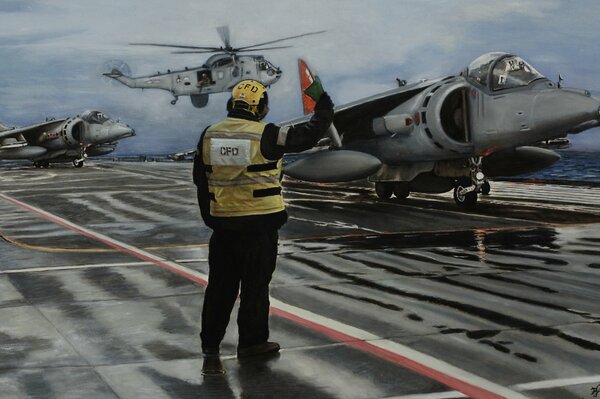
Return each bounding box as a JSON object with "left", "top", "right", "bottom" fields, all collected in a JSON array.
[
  {"left": 8, "top": 150, "right": 597, "bottom": 184},
  {"left": 280, "top": 150, "right": 600, "bottom": 184},
  {"left": 512, "top": 150, "right": 600, "bottom": 184}
]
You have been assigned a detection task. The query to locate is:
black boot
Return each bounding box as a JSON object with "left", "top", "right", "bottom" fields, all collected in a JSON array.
[
  {"left": 237, "top": 341, "right": 280, "bottom": 358},
  {"left": 201, "top": 347, "right": 225, "bottom": 376}
]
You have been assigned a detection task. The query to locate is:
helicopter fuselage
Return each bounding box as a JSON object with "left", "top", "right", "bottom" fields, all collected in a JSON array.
[{"left": 105, "top": 54, "right": 281, "bottom": 108}]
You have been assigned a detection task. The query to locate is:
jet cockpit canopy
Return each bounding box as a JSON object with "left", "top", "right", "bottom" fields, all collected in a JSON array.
[
  {"left": 465, "top": 52, "right": 544, "bottom": 91},
  {"left": 80, "top": 110, "right": 111, "bottom": 124}
]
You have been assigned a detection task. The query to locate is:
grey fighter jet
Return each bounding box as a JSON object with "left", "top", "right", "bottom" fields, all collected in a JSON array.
[
  {"left": 0, "top": 110, "right": 135, "bottom": 168},
  {"left": 284, "top": 53, "right": 600, "bottom": 208}
]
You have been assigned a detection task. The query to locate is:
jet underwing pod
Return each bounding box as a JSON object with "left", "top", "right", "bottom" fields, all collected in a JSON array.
[{"left": 285, "top": 150, "right": 381, "bottom": 183}]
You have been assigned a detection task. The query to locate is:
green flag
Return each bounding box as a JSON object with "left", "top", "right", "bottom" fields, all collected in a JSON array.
[{"left": 304, "top": 75, "right": 324, "bottom": 102}]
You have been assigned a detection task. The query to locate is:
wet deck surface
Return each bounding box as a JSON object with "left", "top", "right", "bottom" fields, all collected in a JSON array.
[{"left": 0, "top": 161, "right": 599, "bottom": 399}]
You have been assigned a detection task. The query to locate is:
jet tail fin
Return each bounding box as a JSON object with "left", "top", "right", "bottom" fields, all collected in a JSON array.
[{"left": 298, "top": 59, "right": 318, "bottom": 115}]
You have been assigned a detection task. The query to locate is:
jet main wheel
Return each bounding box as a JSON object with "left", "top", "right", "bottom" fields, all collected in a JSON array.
[
  {"left": 73, "top": 159, "right": 84, "bottom": 168},
  {"left": 40, "top": 161, "right": 50, "bottom": 168},
  {"left": 453, "top": 185, "right": 478, "bottom": 209},
  {"left": 393, "top": 182, "right": 410, "bottom": 199},
  {"left": 375, "top": 182, "right": 393, "bottom": 199},
  {"left": 481, "top": 180, "right": 491, "bottom": 195}
]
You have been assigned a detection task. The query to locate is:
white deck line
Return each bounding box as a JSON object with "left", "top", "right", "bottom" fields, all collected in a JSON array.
[
  {"left": 387, "top": 374, "right": 600, "bottom": 398},
  {"left": 0, "top": 192, "right": 530, "bottom": 399}
]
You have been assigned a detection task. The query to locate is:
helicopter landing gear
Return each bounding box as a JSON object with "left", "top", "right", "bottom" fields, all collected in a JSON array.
[
  {"left": 453, "top": 157, "right": 485, "bottom": 209},
  {"left": 170, "top": 96, "right": 179, "bottom": 105}
]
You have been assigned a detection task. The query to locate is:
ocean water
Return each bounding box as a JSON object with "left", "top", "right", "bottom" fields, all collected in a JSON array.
[{"left": 514, "top": 150, "right": 600, "bottom": 183}]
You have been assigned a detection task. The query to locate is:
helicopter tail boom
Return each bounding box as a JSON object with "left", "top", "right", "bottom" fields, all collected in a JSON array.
[
  {"left": 103, "top": 68, "right": 136, "bottom": 87},
  {"left": 104, "top": 69, "right": 172, "bottom": 91}
]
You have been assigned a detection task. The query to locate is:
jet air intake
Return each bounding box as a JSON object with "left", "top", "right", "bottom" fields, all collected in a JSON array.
[
  {"left": 423, "top": 81, "right": 473, "bottom": 152},
  {"left": 62, "top": 118, "right": 86, "bottom": 146}
]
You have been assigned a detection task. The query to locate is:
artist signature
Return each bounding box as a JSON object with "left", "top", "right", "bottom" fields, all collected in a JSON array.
[{"left": 590, "top": 383, "right": 600, "bottom": 398}]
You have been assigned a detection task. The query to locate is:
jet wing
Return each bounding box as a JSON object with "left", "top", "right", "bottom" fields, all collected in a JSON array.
[
  {"left": 280, "top": 78, "right": 443, "bottom": 182},
  {"left": 281, "top": 78, "right": 442, "bottom": 137},
  {"left": 0, "top": 119, "right": 66, "bottom": 142}
]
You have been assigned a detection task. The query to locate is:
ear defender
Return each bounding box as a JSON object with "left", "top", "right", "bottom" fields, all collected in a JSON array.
[
  {"left": 256, "top": 92, "right": 269, "bottom": 120},
  {"left": 226, "top": 98, "right": 233, "bottom": 112}
]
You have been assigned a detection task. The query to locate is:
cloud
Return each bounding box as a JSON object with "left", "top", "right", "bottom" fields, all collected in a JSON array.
[{"left": 0, "top": 0, "right": 599, "bottom": 152}]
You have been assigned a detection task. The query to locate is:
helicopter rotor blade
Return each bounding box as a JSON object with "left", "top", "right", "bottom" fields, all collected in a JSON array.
[
  {"left": 171, "top": 49, "right": 228, "bottom": 54},
  {"left": 216, "top": 25, "right": 231, "bottom": 49},
  {"left": 130, "top": 43, "right": 222, "bottom": 51},
  {"left": 235, "top": 45, "right": 294, "bottom": 53},
  {"left": 235, "top": 30, "right": 326, "bottom": 51}
]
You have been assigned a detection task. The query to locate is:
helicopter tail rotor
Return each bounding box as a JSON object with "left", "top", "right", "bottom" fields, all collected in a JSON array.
[
  {"left": 104, "top": 68, "right": 123, "bottom": 77},
  {"left": 99, "top": 59, "right": 132, "bottom": 85}
]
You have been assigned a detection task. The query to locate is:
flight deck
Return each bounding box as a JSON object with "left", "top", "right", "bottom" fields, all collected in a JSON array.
[{"left": 0, "top": 161, "right": 599, "bottom": 399}]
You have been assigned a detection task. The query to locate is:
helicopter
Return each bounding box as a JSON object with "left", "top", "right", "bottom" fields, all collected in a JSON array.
[{"left": 103, "top": 26, "right": 325, "bottom": 108}]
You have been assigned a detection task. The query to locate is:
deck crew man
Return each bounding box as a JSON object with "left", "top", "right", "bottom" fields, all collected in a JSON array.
[{"left": 193, "top": 79, "right": 334, "bottom": 359}]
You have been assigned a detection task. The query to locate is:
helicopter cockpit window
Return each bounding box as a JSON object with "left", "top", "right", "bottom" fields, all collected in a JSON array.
[
  {"left": 466, "top": 52, "right": 505, "bottom": 88},
  {"left": 81, "top": 111, "right": 111, "bottom": 124},
  {"left": 258, "top": 61, "right": 268, "bottom": 71},
  {"left": 212, "top": 58, "right": 233, "bottom": 68},
  {"left": 490, "top": 56, "right": 543, "bottom": 91}
]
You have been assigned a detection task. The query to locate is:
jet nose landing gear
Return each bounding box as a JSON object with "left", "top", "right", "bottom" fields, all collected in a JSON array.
[
  {"left": 453, "top": 178, "right": 478, "bottom": 209},
  {"left": 73, "top": 148, "right": 88, "bottom": 168},
  {"left": 453, "top": 157, "right": 486, "bottom": 209}
]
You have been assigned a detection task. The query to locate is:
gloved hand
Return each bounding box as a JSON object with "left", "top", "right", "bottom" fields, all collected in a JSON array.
[{"left": 314, "top": 92, "right": 334, "bottom": 112}]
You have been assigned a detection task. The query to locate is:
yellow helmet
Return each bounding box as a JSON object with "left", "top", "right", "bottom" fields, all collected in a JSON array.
[{"left": 229, "top": 80, "right": 269, "bottom": 119}]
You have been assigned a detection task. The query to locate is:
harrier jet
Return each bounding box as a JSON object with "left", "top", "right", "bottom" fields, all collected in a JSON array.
[
  {"left": 0, "top": 110, "right": 135, "bottom": 168},
  {"left": 284, "top": 53, "right": 600, "bottom": 208}
]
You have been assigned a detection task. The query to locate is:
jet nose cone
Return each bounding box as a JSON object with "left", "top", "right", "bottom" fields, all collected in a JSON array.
[
  {"left": 533, "top": 89, "right": 600, "bottom": 134},
  {"left": 109, "top": 124, "right": 135, "bottom": 139}
]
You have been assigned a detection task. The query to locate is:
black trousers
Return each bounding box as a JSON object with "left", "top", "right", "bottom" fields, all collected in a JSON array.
[{"left": 200, "top": 229, "right": 279, "bottom": 349}]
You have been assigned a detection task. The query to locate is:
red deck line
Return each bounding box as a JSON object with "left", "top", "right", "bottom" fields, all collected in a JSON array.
[{"left": 0, "top": 192, "right": 513, "bottom": 399}]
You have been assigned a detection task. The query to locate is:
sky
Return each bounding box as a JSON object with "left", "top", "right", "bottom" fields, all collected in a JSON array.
[{"left": 0, "top": 0, "right": 599, "bottom": 154}]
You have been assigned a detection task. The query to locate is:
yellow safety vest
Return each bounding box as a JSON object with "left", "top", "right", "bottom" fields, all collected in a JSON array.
[{"left": 202, "top": 117, "right": 285, "bottom": 217}]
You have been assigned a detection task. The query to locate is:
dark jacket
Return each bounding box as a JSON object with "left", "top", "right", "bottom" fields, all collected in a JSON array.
[{"left": 193, "top": 101, "right": 334, "bottom": 232}]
